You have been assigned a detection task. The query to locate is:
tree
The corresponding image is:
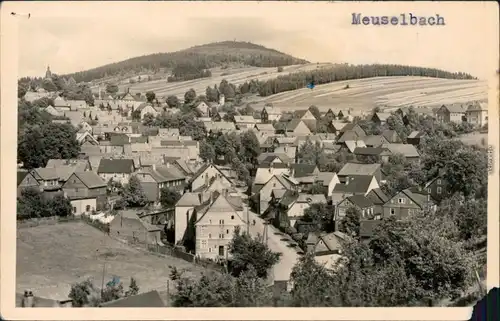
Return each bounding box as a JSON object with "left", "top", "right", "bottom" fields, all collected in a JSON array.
[
  {"left": 308, "top": 105, "right": 321, "bottom": 119},
  {"left": 233, "top": 266, "right": 273, "bottom": 307},
  {"left": 340, "top": 207, "right": 361, "bottom": 237},
  {"left": 18, "top": 123, "right": 80, "bottom": 169},
  {"left": 184, "top": 88, "right": 197, "bottom": 105},
  {"left": 17, "top": 188, "right": 46, "bottom": 220},
  {"left": 166, "top": 95, "right": 180, "bottom": 108},
  {"left": 48, "top": 195, "right": 72, "bottom": 217},
  {"left": 106, "top": 84, "right": 119, "bottom": 94},
  {"left": 228, "top": 226, "right": 281, "bottom": 278},
  {"left": 199, "top": 141, "right": 216, "bottom": 162},
  {"left": 41, "top": 79, "right": 57, "bottom": 92},
  {"left": 205, "top": 86, "right": 219, "bottom": 102},
  {"left": 302, "top": 202, "right": 335, "bottom": 233},
  {"left": 142, "top": 113, "right": 156, "bottom": 127},
  {"left": 101, "top": 281, "right": 124, "bottom": 303},
  {"left": 121, "top": 176, "right": 148, "bottom": 207},
  {"left": 277, "top": 66, "right": 284, "bottom": 72},
  {"left": 146, "top": 91, "right": 156, "bottom": 103},
  {"left": 239, "top": 131, "right": 261, "bottom": 166},
  {"left": 296, "top": 140, "right": 323, "bottom": 166},
  {"left": 160, "top": 186, "right": 181, "bottom": 209},
  {"left": 125, "top": 277, "right": 140, "bottom": 297},
  {"left": 68, "top": 279, "right": 101, "bottom": 307}
]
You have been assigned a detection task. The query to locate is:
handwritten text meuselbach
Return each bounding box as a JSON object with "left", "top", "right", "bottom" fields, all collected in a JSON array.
[{"left": 352, "top": 13, "right": 445, "bottom": 26}]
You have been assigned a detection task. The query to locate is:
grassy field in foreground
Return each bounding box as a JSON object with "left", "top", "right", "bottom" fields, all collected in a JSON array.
[{"left": 16, "top": 223, "right": 204, "bottom": 301}]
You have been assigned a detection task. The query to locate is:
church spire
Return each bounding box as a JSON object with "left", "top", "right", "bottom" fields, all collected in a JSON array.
[{"left": 45, "top": 65, "right": 52, "bottom": 79}]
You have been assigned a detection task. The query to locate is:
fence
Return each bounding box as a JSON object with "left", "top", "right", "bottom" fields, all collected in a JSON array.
[
  {"left": 146, "top": 243, "right": 225, "bottom": 273},
  {"left": 17, "top": 215, "right": 83, "bottom": 229}
]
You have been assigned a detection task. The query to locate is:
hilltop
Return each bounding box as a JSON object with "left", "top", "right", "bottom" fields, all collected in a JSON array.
[{"left": 63, "top": 41, "right": 309, "bottom": 83}]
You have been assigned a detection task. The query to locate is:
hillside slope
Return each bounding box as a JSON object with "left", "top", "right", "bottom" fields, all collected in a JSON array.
[{"left": 64, "top": 41, "right": 309, "bottom": 83}]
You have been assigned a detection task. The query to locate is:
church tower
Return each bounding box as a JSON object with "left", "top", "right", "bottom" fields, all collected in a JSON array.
[{"left": 45, "top": 65, "right": 52, "bottom": 79}]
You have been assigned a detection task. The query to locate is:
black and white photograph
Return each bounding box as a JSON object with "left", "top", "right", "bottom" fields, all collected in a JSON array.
[{"left": 1, "top": 1, "right": 498, "bottom": 319}]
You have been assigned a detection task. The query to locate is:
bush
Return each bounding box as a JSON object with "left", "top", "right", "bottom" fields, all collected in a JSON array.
[{"left": 277, "top": 66, "right": 284, "bottom": 72}]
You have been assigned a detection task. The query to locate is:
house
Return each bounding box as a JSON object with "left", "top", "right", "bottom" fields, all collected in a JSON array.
[
  {"left": 273, "top": 137, "right": 297, "bottom": 160},
  {"left": 46, "top": 158, "right": 92, "bottom": 172},
  {"left": 363, "top": 135, "right": 390, "bottom": 147},
  {"left": 258, "top": 153, "right": 292, "bottom": 167},
  {"left": 323, "top": 142, "right": 342, "bottom": 155},
  {"left": 30, "top": 168, "right": 61, "bottom": 191},
  {"left": 195, "top": 191, "right": 247, "bottom": 259},
  {"left": 254, "top": 174, "right": 296, "bottom": 214},
  {"left": 381, "top": 130, "right": 402, "bottom": 144},
  {"left": 285, "top": 193, "right": 327, "bottom": 227},
  {"left": 407, "top": 131, "right": 426, "bottom": 146},
  {"left": 381, "top": 144, "right": 420, "bottom": 162},
  {"left": 195, "top": 101, "right": 210, "bottom": 117},
  {"left": 17, "top": 171, "right": 40, "bottom": 197},
  {"left": 436, "top": 104, "right": 468, "bottom": 124},
  {"left": 43, "top": 105, "right": 63, "bottom": 117},
  {"left": 67, "top": 100, "right": 87, "bottom": 110},
  {"left": 371, "top": 112, "right": 391, "bottom": 125},
  {"left": 135, "top": 164, "right": 186, "bottom": 203},
  {"left": 422, "top": 172, "right": 449, "bottom": 202},
  {"left": 100, "top": 290, "right": 166, "bottom": 307},
  {"left": 97, "top": 158, "right": 136, "bottom": 185},
  {"left": 359, "top": 220, "right": 383, "bottom": 240},
  {"left": 204, "top": 121, "right": 236, "bottom": 134},
  {"left": 234, "top": 115, "right": 258, "bottom": 130},
  {"left": 315, "top": 172, "right": 340, "bottom": 196},
  {"left": 285, "top": 119, "right": 312, "bottom": 136},
  {"left": 261, "top": 106, "right": 282, "bottom": 123},
  {"left": 79, "top": 121, "right": 93, "bottom": 133},
  {"left": 135, "top": 103, "right": 160, "bottom": 119},
  {"left": 328, "top": 121, "right": 348, "bottom": 135},
  {"left": 382, "top": 188, "right": 433, "bottom": 219},
  {"left": 254, "top": 123, "right": 276, "bottom": 134},
  {"left": 290, "top": 163, "right": 320, "bottom": 190},
  {"left": 189, "top": 164, "right": 233, "bottom": 193},
  {"left": 353, "top": 147, "right": 392, "bottom": 163},
  {"left": 338, "top": 123, "right": 366, "bottom": 138},
  {"left": 337, "top": 163, "right": 383, "bottom": 184},
  {"left": 306, "top": 231, "right": 347, "bottom": 255},
  {"left": 365, "top": 188, "right": 390, "bottom": 216},
  {"left": 62, "top": 172, "right": 107, "bottom": 215},
  {"left": 466, "top": 102, "right": 488, "bottom": 127},
  {"left": 76, "top": 131, "right": 99, "bottom": 146},
  {"left": 323, "top": 109, "right": 337, "bottom": 121},
  {"left": 293, "top": 108, "right": 318, "bottom": 121},
  {"left": 331, "top": 175, "right": 380, "bottom": 205},
  {"left": 109, "top": 210, "right": 163, "bottom": 245},
  {"left": 336, "top": 194, "right": 375, "bottom": 222},
  {"left": 53, "top": 96, "right": 71, "bottom": 110}
]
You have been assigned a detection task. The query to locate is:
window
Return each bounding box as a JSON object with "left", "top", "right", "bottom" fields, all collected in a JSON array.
[
  {"left": 219, "top": 234, "right": 224, "bottom": 239},
  {"left": 427, "top": 188, "right": 431, "bottom": 193},
  {"left": 231, "top": 215, "right": 234, "bottom": 220},
  {"left": 85, "top": 205, "right": 91, "bottom": 212},
  {"left": 437, "top": 187, "right": 442, "bottom": 194},
  {"left": 398, "top": 198, "right": 405, "bottom": 204},
  {"left": 208, "top": 248, "right": 212, "bottom": 253},
  {"left": 73, "top": 207, "right": 77, "bottom": 213},
  {"left": 390, "top": 209, "right": 395, "bottom": 215},
  {"left": 226, "top": 229, "right": 229, "bottom": 234},
  {"left": 201, "top": 240, "right": 207, "bottom": 249},
  {"left": 437, "top": 179, "right": 442, "bottom": 185},
  {"left": 208, "top": 233, "right": 212, "bottom": 239},
  {"left": 219, "top": 219, "right": 224, "bottom": 225},
  {"left": 273, "top": 183, "right": 276, "bottom": 188}
]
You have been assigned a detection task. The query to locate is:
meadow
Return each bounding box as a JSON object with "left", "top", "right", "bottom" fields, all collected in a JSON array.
[{"left": 16, "top": 222, "right": 205, "bottom": 301}]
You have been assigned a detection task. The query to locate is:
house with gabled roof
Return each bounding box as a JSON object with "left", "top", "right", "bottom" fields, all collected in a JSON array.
[
  {"left": 323, "top": 108, "right": 337, "bottom": 122},
  {"left": 381, "top": 130, "right": 402, "bottom": 144},
  {"left": 195, "top": 101, "right": 210, "bottom": 117},
  {"left": 371, "top": 112, "right": 391, "bottom": 125},
  {"left": 194, "top": 191, "right": 247, "bottom": 259},
  {"left": 254, "top": 123, "right": 276, "bottom": 134},
  {"left": 382, "top": 188, "right": 434, "bottom": 219},
  {"left": 363, "top": 134, "right": 390, "bottom": 148},
  {"left": 17, "top": 170, "right": 40, "bottom": 197},
  {"left": 46, "top": 158, "right": 92, "bottom": 172},
  {"left": 109, "top": 209, "right": 162, "bottom": 245},
  {"left": 30, "top": 168, "right": 61, "bottom": 191},
  {"left": 135, "top": 103, "right": 160, "bottom": 120},
  {"left": 436, "top": 104, "right": 468, "bottom": 124},
  {"left": 422, "top": 170, "right": 449, "bottom": 202},
  {"left": 314, "top": 172, "right": 340, "bottom": 196},
  {"left": 76, "top": 131, "right": 99, "bottom": 147},
  {"left": 465, "top": 101, "right": 488, "bottom": 127},
  {"left": 353, "top": 147, "right": 392, "bottom": 163},
  {"left": 97, "top": 158, "right": 136, "bottom": 185},
  {"left": 253, "top": 174, "right": 297, "bottom": 214},
  {"left": 284, "top": 119, "right": 311, "bottom": 136},
  {"left": 365, "top": 188, "right": 390, "bottom": 216},
  {"left": 338, "top": 123, "right": 366, "bottom": 138},
  {"left": 261, "top": 105, "right": 282, "bottom": 123},
  {"left": 135, "top": 164, "right": 186, "bottom": 203},
  {"left": 43, "top": 105, "right": 63, "bottom": 117},
  {"left": 62, "top": 171, "right": 107, "bottom": 215},
  {"left": 234, "top": 115, "right": 258, "bottom": 130},
  {"left": 407, "top": 131, "right": 426, "bottom": 146},
  {"left": 331, "top": 175, "right": 380, "bottom": 205},
  {"left": 336, "top": 194, "right": 376, "bottom": 227},
  {"left": 189, "top": 163, "right": 233, "bottom": 193},
  {"left": 337, "top": 163, "right": 383, "bottom": 184},
  {"left": 381, "top": 143, "right": 420, "bottom": 162},
  {"left": 285, "top": 193, "right": 327, "bottom": 227}
]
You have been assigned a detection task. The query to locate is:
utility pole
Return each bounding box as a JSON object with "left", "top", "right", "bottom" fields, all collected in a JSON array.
[{"left": 246, "top": 206, "right": 250, "bottom": 235}]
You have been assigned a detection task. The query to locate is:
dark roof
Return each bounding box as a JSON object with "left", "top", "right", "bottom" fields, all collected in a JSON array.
[
  {"left": 110, "top": 133, "right": 130, "bottom": 146},
  {"left": 337, "top": 130, "right": 360, "bottom": 143},
  {"left": 100, "top": 290, "right": 165, "bottom": 307},
  {"left": 259, "top": 162, "right": 289, "bottom": 169},
  {"left": 366, "top": 188, "right": 390, "bottom": 205},
  {"left": 293, "top": 109, "right": 308, "bottom": 119},
  {"left": 346, "top": 195, "right": 374, "bottom": 208},
  {"left": 17, "top": 171, "right": 29, "bottom": 186},
  {"left": 333, "top": 175, "right": 374, "bottom": 194},
  {"left": 381, "top": 130, "right": 400, "bottom": 143},
  {"left": 302, "top": 119, "right": 317, "bottom": 132},
  {"left": 291, "top": 163, "right": 317, "bottom": 178},
  {"left": 286, "top": 119, "right": 303, "bottom": 131},
  {"left": 97, "top": 158, "right": 135, "bottom": 174},
  {"left": 279, "top": 190, "right": 299, "bottom": 207},
  {"left": 130, "top": 136, "right": 148, "bottom": 144},
  {"left": 74, "top": 171, "right": 106, "bottom": 188},
  {"left": 362, "top": 135, "right": 389, "bottom": 147},
  {"left": 353, "top": 147, "right": 392, "bottom": 156}
]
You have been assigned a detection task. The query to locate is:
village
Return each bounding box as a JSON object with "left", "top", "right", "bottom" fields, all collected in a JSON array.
[{"left": 16, "top": 65, "right": 489, "bottom": 308}]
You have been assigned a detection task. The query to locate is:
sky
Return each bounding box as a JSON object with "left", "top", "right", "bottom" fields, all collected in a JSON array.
[{"left": 6, "top": 1, "right": 498, "bottom": 80}]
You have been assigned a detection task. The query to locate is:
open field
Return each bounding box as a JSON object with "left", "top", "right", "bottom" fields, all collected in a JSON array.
[
  {"left": 264, "top": 76, "right": 487, "bottom": 112},
  {"left": 17, "top": 223, "right": 205, "bottom": 300},
  {"left": 458, "top": 132, "right": 488, "bottom": 147},
  {"left": 92, "top": 63, "right": 333, "bottom": 97}
]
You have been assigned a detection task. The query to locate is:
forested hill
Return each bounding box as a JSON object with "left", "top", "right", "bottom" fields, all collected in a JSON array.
[{"left": 64, "top": 41, "right": 310, "bottom": 83}]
